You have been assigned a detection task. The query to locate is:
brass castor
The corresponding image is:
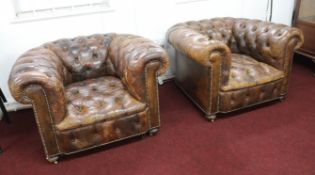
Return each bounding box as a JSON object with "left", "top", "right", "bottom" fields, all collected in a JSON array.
[
  {"left": 47, "top": 156, "right": 59, "bottom": 164},
  {"left": 205, "top": 114, "right": 216, "bottom": 122},
  {"left": 140, "top": 133, "right": 146, "bottom": 139},
  {"left": 148, "top": 128, "right": 159, "bottom": 136}
]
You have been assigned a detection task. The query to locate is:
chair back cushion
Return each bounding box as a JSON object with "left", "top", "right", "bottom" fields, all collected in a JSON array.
[
  {"left": 176, "top": 17, "right": 303, "bottom": 70},
  {"left": 44, "top": 34, "right": 116, "bottom": 83},
  {"left": 232, "top": 19, "right": 292, "bottom": 70}
]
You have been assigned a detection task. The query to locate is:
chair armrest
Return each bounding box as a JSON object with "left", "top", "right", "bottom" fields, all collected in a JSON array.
[
  {"left": 8, "top": 47, "right": 66, "bottom": 123},
  {"left": 167, "top": 27, "right": 231, "bottom": 85},
  {"left": 109, "top": 34, "right": 169, "bottom": 102},
  {"left": 233, "top": 19, "right": 304, "bottom": 70}
]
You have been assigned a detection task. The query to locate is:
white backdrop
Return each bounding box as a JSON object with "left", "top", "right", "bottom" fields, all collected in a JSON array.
[{"left": 0, "top": 0, "right": 295, "bottom": 103}]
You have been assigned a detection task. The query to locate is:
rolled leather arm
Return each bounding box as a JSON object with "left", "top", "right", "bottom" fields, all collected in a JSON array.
[
  {"left": 167, "top": 27, "right": 231, "bottom": 84},
  {"left": 232, "top": 19, "right": 304, "bottom": 70},
  {"left": 8, "top": 47, "right": 66, "bottom": 123},
  {"left": 109, "top": 34, "right": 169, "bottom": 102}
]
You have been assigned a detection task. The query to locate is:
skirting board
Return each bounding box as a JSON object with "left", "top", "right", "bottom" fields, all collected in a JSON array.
[
  {"left": 5, "top": 102, "right": 32, "bottom": 112},
  {"left": 158, "top": 74, "right": 174, "bottom": 85}
]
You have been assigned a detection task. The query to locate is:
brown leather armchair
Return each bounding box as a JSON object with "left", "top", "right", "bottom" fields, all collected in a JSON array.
[
  {"left": 166, "top": 17, "right": 303, "bottom": 122},
  {"left": 8, "top": 34, "right": 169, "bottom": 163}
]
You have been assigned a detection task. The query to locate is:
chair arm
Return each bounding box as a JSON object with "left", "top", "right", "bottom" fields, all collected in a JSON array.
[
  {"left": 232, "top": 19, "right": 304, "bottom": 70},
  {"left": 8, "top": 47, "right": 66, "bottom": 123},
  {"left": 167, "top": 27, "right": 231, "bottom": 85},
  {"left": 109, "top": 34, "right": 169, "bottom": 102}
]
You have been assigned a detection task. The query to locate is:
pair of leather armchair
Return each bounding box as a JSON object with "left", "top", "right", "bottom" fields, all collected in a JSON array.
[
  {"left": 9, "top": 34, "right": 169, "bottom": 163},
  {"left": 166, "top": 17, "right": 304, "bottom": 121},
  {"left": 8, "top": 17, "right": 303, "bottom": 163}
]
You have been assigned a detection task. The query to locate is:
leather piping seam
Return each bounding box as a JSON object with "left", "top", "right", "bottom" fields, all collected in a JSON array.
[
  {"left": 208, "top": 64, "right": 213, "bottom": 114},
  {"left": 38, "top": 87, "right": 61, "bottom": 153},
  {"left": 281, "top": 38, "right": 296, "bottom": 94},
  {"left": 26, "top": 97, "right": 50, "bottom": 157},
  {"left": 144, "top": 62, "right": 151, "bottom": 129},
  {"left": 23, "top": 86, "right": 61, "bottom": 156},
  {"left": 175, "top": 80, "right": 214, "bottom": 116},
  {"left": 216, "top": 53, "right": 223, "bottom": 114}
]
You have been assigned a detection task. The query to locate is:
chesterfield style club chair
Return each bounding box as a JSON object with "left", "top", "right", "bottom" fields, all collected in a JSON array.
[
  {"left": 8, "top": 34, "right": 169, "bottom": 163},
  {"left": 166, "top": 17, "right": 304, "bottom": 122}
]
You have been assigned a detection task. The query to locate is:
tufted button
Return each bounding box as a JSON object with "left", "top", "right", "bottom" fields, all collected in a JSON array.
[
  {"left": 198, "top": 37, "right": 207, "bottom": 43},
  {"left": 259, "top": 92, "right": 265, "bottom": 99},
  {"left": 63, "top": 46, "right": 69, "bottom": 51},
  {"left": 240, "top": 23, "right": 246, "bottom": 29},
  {"left": 251, "top": 26, "right": 257, "bottom": 32},
  {"left": 265, "top": 41, "right": 270, "bottom": 47},
  {"left": 72, "top": 89, "right": 80, "bottom": 95},
  {"left": 71, "top": 138, "right": 77, "bottom": 143},
  {"left": 263, "top": 28, "right": 269, "bottom": 33},
  {"left": 92, "top": 52, "right": 98, "bottom": 59},
  {"left": 114, "top": 96, "right": 123, "bottom": 104},
  {"left": 109, "top": 82, "right": 116, "bottom": 88},
  {"left": 276, "top": 31, "right": 283, "bottom": 37},
  {"left": 273, "top": 88, "right": 278, "bottom": 94},
  {"left": 230, "top": 99, "right": 235, "bottom": 106},
  {"left": 74, "top": 57, "right": 80, "bottom": 64},
  {"left": 85, "top": 65, "right": 92, "bottom": 71},
  {"left": 91, "top": 86, "right": 98, "bottom": 91},
  {"left": 115, "top": 128, "right": 121, "bottom": 136},
  {"left": 97, "top": 101, "right": 106, "bottom": 108}
]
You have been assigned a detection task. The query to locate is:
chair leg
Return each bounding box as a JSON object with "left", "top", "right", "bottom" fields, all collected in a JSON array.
[
  {"left": 47, "top": 156, "right": 59, "bottom": 164},
  {"left": 279, "top": 96, "right": 285, "bottom": 102},
  {"left": 0, "top": 101, "right": 11, "bottom": 123},
  {"left": 0, "top": 88, "right": 10, "bottom": 124},
  {"left": 148, "top": 128, "right": 159, "bottom": 136},
  {"left": 205, "top": 114, "right": 216, "bottom": 122}
]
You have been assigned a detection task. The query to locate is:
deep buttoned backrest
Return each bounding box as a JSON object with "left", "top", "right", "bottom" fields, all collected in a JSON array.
[
  {"left": 43, "top": 34, "right": 117, "bottom": 84},
  {"left": 180, "top": 17, "right": 238, "bottom": 52},
  {"left": 177, "top": 17, "right": 302, "bottom": 71},
  {"left": 232, "top": 19, "right": 296, "bottom": 70}
]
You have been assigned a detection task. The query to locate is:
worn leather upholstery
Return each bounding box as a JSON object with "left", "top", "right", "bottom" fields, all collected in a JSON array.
[
  {"left": 166, "top": 17, "right": 303, "bottom": 120},
  {"left": 8, "top": 33, "right": 169, "bottom": 162},
  {"left": 222, "top": 54, "right": 284, "bottom": 91}
]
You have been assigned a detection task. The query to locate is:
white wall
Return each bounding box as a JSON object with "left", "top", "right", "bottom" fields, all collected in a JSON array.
[{"left": 0, "top": 0, "right": 295, "bottom": 103}]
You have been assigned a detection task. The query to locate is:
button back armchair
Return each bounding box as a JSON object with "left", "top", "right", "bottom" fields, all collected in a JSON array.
[
  {"left": 166, "top": 17, "right": 303, "bottom": 121},
  {"left": 8, "top": 34, "right": 169, "bottom": 163}
]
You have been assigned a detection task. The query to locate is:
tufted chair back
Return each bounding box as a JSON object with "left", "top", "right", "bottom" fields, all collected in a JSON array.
[
  {"left": 172, "top": 17, "right": 303, "bottom": 71},
  {"left": 175, "top": 17, "right": 236, "bottom": 49},
  {"left": 43, "top": 34, "right": 116, "bottom": 84},
  {"left": 231, "top": 19, "right": 302, "bottom": 70}
]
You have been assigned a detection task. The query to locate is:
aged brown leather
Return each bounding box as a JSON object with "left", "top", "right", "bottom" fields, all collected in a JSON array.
[
  {"left": 8, "top": 33, "right": 169, "bottom": 162},
  {"left": 166, "top": 17, "right": 304, "bottom": 121}
]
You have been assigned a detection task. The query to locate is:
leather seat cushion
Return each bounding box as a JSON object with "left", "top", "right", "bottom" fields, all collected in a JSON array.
[
  {"left": 56, "top": 76, "right": 146, "bottom": 131},
  {"left": 221, "top": 54, "right": 284, "bottom": 91}
]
